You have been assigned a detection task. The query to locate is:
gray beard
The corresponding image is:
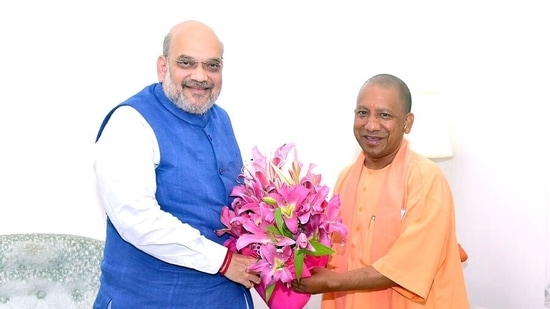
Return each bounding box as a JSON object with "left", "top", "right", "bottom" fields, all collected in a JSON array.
[{"left": 162, "top": 80, "right": 214, "bottom": 115}]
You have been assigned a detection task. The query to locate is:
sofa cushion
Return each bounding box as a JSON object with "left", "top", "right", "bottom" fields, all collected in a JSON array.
[{"left": 0, "top": 233, "right": 104, "bottom": 309}]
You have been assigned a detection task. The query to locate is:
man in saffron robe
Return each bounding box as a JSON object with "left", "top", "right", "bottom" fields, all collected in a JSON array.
[
  {"left": 93, "top": 20, "right": 260, "bottom": 308},
  {"left": 291, "top": 74, "right": 470, "bottom": 308}
]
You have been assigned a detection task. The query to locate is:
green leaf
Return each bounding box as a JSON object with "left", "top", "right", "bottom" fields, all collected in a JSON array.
[
  {"left": 265, "top": 283, "right": 275, "bottom": 302},
  {"left": 274, "top": 208, "right": 285, "bottom": 235},
  {"left": 294, "top": 250, "right": 306, "bottom": 280},
  {"left": 299, "top": 240, "right": 335, "bottom": 256},
  {"left": 265, "top": 225, "right": 281, "bottom": 235},
  {"left": 272, "top": 208, "right": 294, "bottom": 238}
]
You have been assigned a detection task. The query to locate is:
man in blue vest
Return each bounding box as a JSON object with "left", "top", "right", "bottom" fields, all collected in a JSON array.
[{"left": 93, "top": 20, "right": 260, "bottom": 308}]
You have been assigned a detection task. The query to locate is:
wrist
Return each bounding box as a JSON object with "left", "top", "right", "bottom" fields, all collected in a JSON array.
[{"left": 219, "top": 250, "right": 233, "bottom": 275}]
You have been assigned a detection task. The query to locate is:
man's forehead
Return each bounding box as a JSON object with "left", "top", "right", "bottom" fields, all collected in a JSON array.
[{"left": 169, "top": 22, "right": 222, "bottom": 58}]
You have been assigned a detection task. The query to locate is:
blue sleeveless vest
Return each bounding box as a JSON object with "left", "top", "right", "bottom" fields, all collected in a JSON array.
[{"left": 93, "top": 83, "right": 252, "bottom": 308}]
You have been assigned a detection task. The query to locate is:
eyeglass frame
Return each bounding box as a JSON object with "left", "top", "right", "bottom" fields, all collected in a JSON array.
[{"left": 166, "top": 55, "right": 223, "bottom": 73}]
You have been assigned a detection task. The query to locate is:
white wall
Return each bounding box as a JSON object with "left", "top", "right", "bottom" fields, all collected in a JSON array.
[{"left": 0, "top": 1, "right": 548, "bottom": 308}]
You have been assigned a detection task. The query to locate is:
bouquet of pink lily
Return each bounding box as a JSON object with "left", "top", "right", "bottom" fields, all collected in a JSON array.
[{"left": 216, "top": 143, "right": 348, "bottom": 309}]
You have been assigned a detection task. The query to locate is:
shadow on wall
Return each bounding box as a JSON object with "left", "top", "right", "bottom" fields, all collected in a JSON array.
[{"left": 546, "top": 284, "right": 550, "bottom": 308}]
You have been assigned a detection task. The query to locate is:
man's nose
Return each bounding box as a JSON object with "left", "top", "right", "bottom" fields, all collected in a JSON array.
[
  {"left": 364, "top": 116, "right": 380, "bottom": 131},
  {"left": 189, "top": 64, "right": 208, "bottom": 82}
]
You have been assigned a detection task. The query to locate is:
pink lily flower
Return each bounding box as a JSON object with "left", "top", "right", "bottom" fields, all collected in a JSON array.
[
  {"left": 216, "top": 143, "right": 349, "bottom": 307},
  {"left": 235, "top": 219, "right": 295, "bottom": 251},
  {"left": 267, "top": 184, "right": 310, "bottom": 234},
  {"left": 216, "top": 206, "right": 244, "bottom": 237},
  {"left": 248, "top": 243, "right": 294, "bottom": 287}
]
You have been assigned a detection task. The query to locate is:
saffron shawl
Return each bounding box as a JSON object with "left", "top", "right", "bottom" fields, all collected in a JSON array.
[{"left": 324, "top": 139, "right": 411, "bottom": 309}]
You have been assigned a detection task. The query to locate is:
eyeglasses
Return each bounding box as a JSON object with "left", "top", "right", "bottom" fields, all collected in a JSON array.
[{"left": 167, "top": 56, "right": 223, "bottom": 73}]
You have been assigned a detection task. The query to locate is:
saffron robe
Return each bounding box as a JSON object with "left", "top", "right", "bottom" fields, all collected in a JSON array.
[{"left": 322, "top": 139, "right": 469, "bottom": 309}]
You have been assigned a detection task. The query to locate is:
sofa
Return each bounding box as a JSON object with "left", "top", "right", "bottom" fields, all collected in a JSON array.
[{"left": 0, "top": 233, "right": 104, "bottom": 308}]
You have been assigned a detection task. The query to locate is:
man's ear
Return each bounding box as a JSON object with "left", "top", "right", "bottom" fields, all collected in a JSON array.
[
  {"left": 404, "top": 113, "right": 414, "bottom": 134},
  {"left": 157, "top": 56, "right": 168, "bottom": 82}
]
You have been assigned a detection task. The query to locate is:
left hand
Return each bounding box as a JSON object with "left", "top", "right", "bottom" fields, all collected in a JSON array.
[
  {"left": 222, "top": 253, "right": 261, "bottom": 289},
  {"left": 291, "top": 267, "right": 336, "bottom": 294}
]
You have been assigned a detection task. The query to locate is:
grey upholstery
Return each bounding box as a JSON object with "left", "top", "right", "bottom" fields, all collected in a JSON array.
[{"left": 0, "top": 233, "right": 104, "bottom": 308}]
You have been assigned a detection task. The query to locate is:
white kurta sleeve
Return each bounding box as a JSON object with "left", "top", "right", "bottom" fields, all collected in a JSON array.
[{"left": 94, "top": 106, "right": 226, "bottom": 274}]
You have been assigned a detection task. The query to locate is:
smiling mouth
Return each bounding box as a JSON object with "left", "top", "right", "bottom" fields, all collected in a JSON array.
[
  {"left": 363, "top": 135, "right": 385, "bottom": 146},
  {"left": 366, "top": 136, "right": 383, "bottom": 141},
  {"left": 186, "top": 86, "right": 209, "bottom": 92},
  {"left": 183, "top": 80, "right": 213, "bottom": 90}
]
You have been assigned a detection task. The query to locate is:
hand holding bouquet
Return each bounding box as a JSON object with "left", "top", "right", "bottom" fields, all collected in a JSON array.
[{"left": 216, "top": 143, "right": 348, "bottom": 309}]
